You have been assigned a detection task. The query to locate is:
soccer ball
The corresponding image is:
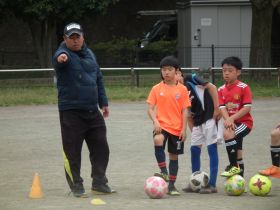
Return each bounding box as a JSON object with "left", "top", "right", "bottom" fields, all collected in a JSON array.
[
  {"left": 224, "top": 175, "right": 245, "bottom": 196},
  {"left": 189, "top": 171, "right": 209, "bottom": 191},
  {"left": 249, "top": 174, "right": 272, "bottom": 196},
  {"left": 144, "top": 176, "right": 167, "bottom": 199}
]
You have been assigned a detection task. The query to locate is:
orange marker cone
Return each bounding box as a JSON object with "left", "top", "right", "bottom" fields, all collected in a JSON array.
[{"left": 29, "top": 173, "right": 43, "bottom": 199}]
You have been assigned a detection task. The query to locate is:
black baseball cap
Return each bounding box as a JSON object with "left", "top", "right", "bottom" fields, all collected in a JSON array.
[
  {"left": 64, "top": 22, "right": 83, "bottom": 37},
  {"left": 160, "top": 55, "right": 179, "bottom": 69}
]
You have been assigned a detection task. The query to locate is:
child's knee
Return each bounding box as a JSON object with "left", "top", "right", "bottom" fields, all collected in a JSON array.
[
  {"left": 154, "top": 134, "right": 164, "bottom": 145},
  {"left": 223, "top": 129, "right": 235, "bottom": 140},
  {"left": 271, "top": 128, "right": 280, "bottom": 145},
  {"left": 169, "top": 153, "right": 178, "bottom": 160}
]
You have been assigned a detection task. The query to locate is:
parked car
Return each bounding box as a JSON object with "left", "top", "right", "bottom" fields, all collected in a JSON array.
[{"left": 138, "top": 17, "right": 177, "bottom": 48}]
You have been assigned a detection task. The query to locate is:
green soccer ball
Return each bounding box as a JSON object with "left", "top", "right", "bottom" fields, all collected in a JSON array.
[
  {"left": 249, "top": 174, "right": 272, "bottom": 196},
  {"left": 224, "top": 175, "right": 245, "bottom": 196}
]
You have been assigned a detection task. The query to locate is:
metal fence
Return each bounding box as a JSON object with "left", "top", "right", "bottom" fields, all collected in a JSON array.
[
  {"left": 209, "top": 67, "right": 280, "bottom": 88},
  {"left": 2, "top": 46, "right": 280, "bottom": 69},
  {"left": 0, "top": 67, "right": 200, "bottom": 88},
  {"left": 0, "top": 67, "right": 279, "bottom": 88}
]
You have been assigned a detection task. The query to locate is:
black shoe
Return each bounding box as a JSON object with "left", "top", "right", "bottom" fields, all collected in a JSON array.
[
  {"left": 199, "top": 185, "right": 218, "bottom": 194},
  {"left": 182, "top": 183, "right": 199, "bottom": 193},
  {"left": 91, "top": 183, "right": 116, "bottom": 194},
  {"left": 70, "top": 184, "right": 89, "bottom": 198},
  {"left": 71, "top": 185, "right": 89, "bottom": 198},
  {"left": 71, "top": 189, "right": 89, "bottom": 198}
]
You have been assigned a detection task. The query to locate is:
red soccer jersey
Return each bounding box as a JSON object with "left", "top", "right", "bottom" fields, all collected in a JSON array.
[{"left": 218, "top": 80, "right": 253, "bottom": 129}]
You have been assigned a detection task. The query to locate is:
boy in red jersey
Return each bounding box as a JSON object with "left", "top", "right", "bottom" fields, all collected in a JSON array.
[
  {"left": 147, "top": 55, "right": 191, "bottom": 195},
  {"left": 259, "top": 123, "right": 280, "bottom": 178},
  {"left": 218, "top": 56, "right": 253, "bottom": 177}
]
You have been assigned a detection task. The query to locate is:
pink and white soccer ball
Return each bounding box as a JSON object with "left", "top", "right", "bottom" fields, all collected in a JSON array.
[{"left": 144, "top": 176, "right": 167, "bottom": 199}]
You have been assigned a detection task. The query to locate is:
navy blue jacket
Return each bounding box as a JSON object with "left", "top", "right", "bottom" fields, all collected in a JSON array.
[{"left": 52, "top": 42, "right": 108, "bottom": 111}]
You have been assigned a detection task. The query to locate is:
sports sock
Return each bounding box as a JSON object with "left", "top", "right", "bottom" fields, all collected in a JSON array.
[
  {"left": 207, "top": 143, "right": 218, "bottom": 187},
  {"left": 237, "top": 158, "right": 244, "bottom": 177},
  {"left": 271, "top": 145, "right": 280, "bottom": 167},
  {"left": 169, "top": 159, "right": 178, "bottom": 185},
  {"left": 154, "top": 146, "right": 168, "bottom": 174},
  {"left": 191, "top": 146, "right": 201, "bottom": 173},
  {"left": 225, "top": 138, "right": 238, "bottom": 167}
]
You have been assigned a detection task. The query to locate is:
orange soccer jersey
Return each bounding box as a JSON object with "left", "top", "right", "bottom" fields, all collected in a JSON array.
[{"left": 147, "top": 81, "right": 191, "bottom": 136}]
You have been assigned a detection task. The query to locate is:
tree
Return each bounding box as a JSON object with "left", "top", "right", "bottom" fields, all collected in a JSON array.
[
  {"left": 250, "top": 0, "right": 280, "bottom": 67},
  {"left": 1, "top": 0, "right": 118, "bottom": 67}
]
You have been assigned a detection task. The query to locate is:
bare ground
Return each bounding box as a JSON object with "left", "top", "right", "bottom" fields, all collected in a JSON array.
[{"left": 0, "top": 99, "right": 279, "bottom": 210}]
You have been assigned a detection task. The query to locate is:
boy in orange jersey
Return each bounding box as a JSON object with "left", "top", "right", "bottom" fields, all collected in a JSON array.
[
  {"left": 259, "top": 123, "right": 280, "bottom": 178},
  {"left": 147, "top": 55, "right": 191, "bottom": 195}
]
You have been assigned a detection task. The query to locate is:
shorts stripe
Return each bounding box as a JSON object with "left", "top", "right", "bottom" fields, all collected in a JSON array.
[
  {"left": 63, "top": 150, "right": 73, "bottom": 183},
  {"left": 225, "top": 140, "right": 237, "bottom": 147},
  {"left": 235, "top": 124, "right": 247, "bottom": 136},
  {"left": 271, "top": 147, "right": 280, "bottom": 152}
]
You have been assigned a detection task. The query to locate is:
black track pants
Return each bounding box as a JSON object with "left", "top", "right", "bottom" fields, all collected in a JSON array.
[{"left": 59, "top": 109, "right": 109, "bottom": 190}]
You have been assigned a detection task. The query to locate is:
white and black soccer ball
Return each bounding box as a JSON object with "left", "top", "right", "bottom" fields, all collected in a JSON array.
[{"left": 189, "top": 171, "right": 209, "bottom": 191}]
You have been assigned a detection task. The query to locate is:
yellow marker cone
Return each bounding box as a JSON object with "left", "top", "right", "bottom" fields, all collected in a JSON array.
[
  {"left": 91, "top": 198, "right": 106, "bottom": 205},
  {"left": 29, "top": 173, "right": 43, "bottom": 199}
]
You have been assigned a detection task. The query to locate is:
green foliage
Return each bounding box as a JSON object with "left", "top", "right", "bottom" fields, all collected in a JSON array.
[
  {"left": 90, "top": 38, "right": 138, "bottom": 67},
  {"left": 0, "top": 0, "right": 119, "bottom": 67},
  {"left": 137, "top": 40, "right": 177, "bottom": 64},
  {"left": 90, "top": 39, "right": 177, "bottom": 66},
  {"left": 2, "top": 0, "right": 118, "bottom": 20},
  {"left": 140, "top": 40, "right": 177, "bottom": 56}
]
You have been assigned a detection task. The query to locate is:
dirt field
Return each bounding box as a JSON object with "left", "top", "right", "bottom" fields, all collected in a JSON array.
[{"left": 0, "top": 99, "right": 279, "bottom": 210}]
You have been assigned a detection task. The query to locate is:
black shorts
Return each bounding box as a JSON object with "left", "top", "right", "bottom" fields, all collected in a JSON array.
[
  {"left": 153, "top": 129, "right": 184, "bottom": 155},
  {"left": 235, "top": 123, "right": 251, "bottom": 150}
]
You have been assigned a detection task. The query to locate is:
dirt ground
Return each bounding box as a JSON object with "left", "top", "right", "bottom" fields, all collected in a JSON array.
[{"left": 0, "top": 99, "right": 279, "bottom": 210}]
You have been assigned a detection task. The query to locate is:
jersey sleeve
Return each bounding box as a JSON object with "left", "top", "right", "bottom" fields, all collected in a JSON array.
[
  {"left": 242, "top": 85, "right": 253, "bottom": 107},
  {"left": 146, "top": 86, "right": 157, "bottom": 105},
  {"left": 218, "top": 87, "right": 226, "bottom": 108}
]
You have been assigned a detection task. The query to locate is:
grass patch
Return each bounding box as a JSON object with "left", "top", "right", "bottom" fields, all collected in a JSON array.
[
  {"left": 252, "top": 87, "right": 280, "bottom": 97},
  {"left": 106, "top": 86, "right": 150, "bottom": 102},
  {"left": 0, "top": 86, "right": 151, "bottom": 106},
  {"left": 0, "top": 87, "right": 57, "bottom": 106},
  {"left": 214, "top": 79, "right": 280, "bottom": 98},
  {"left": 0, "top": 84, "right": 279, "bottom": 107}
]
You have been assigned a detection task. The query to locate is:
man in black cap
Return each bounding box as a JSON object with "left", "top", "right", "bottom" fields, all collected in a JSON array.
[{"left": 52, "top": 22, "right": 115, "bottom": 197}]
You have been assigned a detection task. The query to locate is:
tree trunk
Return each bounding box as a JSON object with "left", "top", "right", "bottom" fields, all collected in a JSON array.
[
  {"left": 250, "top": 2, "right": 273, "bottom": 68},
  {"left": 28, "top": 19, "right": 56, "bottom": 68},
  {"left": 249, "top": 1, "right": 274, "bottom": 80}
]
